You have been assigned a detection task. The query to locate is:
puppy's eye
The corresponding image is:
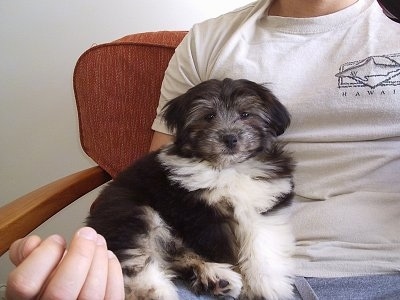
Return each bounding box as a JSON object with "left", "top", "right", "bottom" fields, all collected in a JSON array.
[
  {"left": 240, "top": 112, "right": 250, "bottom": 119},
  {"left": 204, "top": 113, "right": 216, "bottom": 121}
]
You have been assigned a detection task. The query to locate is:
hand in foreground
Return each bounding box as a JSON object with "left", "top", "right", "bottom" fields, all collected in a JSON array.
[{"left": 6, "top": 227, "right": 124, "bottom": 300}]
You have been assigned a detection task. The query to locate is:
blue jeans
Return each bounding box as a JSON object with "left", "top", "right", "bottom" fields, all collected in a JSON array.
[{"left": 175, "top": 273, "right": 400, "bottom": 299}]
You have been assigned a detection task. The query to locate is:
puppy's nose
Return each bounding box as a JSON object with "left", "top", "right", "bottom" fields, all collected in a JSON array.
[{"left": 222, "top": 134, "right": 238, "bottom": 149}]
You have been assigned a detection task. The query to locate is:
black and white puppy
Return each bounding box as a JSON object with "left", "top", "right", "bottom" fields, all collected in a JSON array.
[{"left": 87, "top": 78, "right": 295, "bottom": 300}]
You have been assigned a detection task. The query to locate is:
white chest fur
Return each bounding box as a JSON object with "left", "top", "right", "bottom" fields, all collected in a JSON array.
[{"left": 158, "top": 151, "right": 292, "bottom": 214}]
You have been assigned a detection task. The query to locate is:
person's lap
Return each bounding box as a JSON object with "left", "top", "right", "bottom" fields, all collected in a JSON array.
[
  {"left": 175, "top": 273, "right": 400, "bottom": 300},
  {"left": 297, "top": 273, "right": 400, "bottom": 300}
]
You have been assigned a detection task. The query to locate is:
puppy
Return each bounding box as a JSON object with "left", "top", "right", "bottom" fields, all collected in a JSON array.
[{"left": 87, "top": 78, "right": 295, "bottom": 300}]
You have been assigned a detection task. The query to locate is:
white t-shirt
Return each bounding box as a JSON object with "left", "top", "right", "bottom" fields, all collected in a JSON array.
[{"left": 152, "top": 0, "right": 400, "bottom": 277}]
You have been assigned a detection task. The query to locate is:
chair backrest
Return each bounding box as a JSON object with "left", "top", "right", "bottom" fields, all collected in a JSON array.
[{"left": 73, "top": 31, "right": 187, "bottom": 177}]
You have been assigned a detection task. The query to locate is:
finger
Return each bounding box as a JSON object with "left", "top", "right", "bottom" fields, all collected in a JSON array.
[
  {"left": 6, "top": 235, "right": 66, "bottom": 300},
  {"left": 9, "top": 235, "right": 42, "bottom": 266},
  {"left": 40, "top": 227, "right": 98, "bottom": 299},
  {"left": 105, "top": 250, "right": 125, "bottom": 300},
  {"left": 78, "top": 234, "right": 108, "bottom": 300}
]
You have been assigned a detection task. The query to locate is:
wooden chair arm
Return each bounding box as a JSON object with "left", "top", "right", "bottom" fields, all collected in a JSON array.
[{"left": 0, "top": 166, "right": 111, "bottom": 256}]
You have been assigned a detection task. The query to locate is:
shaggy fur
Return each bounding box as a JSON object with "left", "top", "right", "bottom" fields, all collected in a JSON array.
[{"left": 87, "top": 78, "right": 295, "bottom": 300}]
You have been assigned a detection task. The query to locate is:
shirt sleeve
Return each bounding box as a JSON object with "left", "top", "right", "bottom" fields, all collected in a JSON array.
[{"left": 151, "top": 27, "right": 203, "bottom": 135}]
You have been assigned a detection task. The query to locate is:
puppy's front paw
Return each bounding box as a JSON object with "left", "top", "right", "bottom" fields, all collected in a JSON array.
[
  {"left": 240, "top": 276, "right": 294, "bottom": 300},
  {"left": 124, "top": 261, "right": 179, "bottom": 300},
  {"left": 191, "top": 262, "right": 242, "bottom": 298},
  {"left": 126, "top": 287, "right": 178, "bottom": 300}
]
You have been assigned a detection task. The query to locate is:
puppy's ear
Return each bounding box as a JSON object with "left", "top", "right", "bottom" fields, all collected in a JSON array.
[
  {"left": 161, "top": 94, "right": 187, "bottom": 134},
  {"left": 267, "top": 93, "right": 291, "bottom": 136},
  {"left": 255, "top": 85, "right": 291, "bottom": 136}
]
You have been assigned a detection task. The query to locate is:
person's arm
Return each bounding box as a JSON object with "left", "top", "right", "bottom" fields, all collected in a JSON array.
[{"left": 149, "top": 131, "right": 173, "bottom": 152}]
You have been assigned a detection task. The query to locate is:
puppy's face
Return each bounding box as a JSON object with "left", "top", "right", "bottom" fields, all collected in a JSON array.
[{"left": 162, "top": 78, "right": 290, "bottom": 168}]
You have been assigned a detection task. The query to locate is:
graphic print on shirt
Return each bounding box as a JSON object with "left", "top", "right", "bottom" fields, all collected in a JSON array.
[{"left": 335, "top": 53, "right": 400, "bottom": 89}]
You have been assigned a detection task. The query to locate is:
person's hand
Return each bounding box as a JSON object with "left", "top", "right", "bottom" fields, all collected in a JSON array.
[{"left": 6, "top": 227, "right": 124, "bottom": 300}]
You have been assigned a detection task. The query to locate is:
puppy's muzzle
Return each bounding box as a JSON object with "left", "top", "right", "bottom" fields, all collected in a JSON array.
[{"left": 222, "top": 134, "right": 238, "bottom": 150}]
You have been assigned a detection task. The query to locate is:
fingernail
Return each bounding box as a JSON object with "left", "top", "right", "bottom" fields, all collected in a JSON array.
[
  {"left": 49, "top": 234, "right": 66, "bottom": 245},
  {"left": 77, "top": 227, "right": 97, "bottom": 241},
  {"left": 108, "top": 250, "right": 117, "bottom": 259},
  {"left": 96, "top": 234, "right": 106, "bottom": 246}
]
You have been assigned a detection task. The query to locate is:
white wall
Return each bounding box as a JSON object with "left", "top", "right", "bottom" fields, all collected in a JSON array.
[{"left": 0, "top": 0, "right": 252, "bottom": 284}]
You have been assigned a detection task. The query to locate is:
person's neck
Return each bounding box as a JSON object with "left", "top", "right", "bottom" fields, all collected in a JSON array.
[{"left": 268, "top": 0, "right": 359, "bottom": 17}]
